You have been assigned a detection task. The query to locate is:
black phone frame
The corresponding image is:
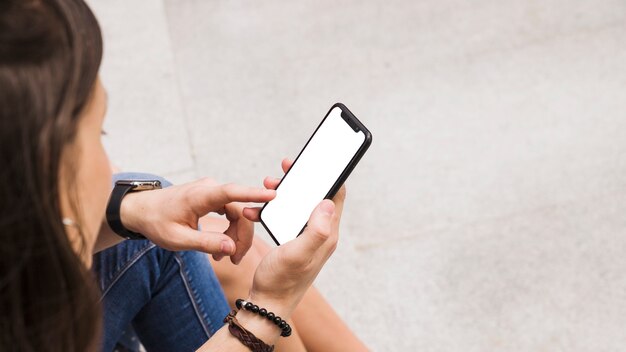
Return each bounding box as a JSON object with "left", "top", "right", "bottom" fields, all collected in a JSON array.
[{"left": 259, "top": 102, "right": 373, "bottom": 246}]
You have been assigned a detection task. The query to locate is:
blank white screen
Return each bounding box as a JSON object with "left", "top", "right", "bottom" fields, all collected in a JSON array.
[{"left": 261, "top": 107, "right": 366, "bottom": 244}]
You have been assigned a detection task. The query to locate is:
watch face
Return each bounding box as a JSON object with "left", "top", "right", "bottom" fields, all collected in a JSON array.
[{"left": 116, "top": 180, "right": 162, "bottom": 190}]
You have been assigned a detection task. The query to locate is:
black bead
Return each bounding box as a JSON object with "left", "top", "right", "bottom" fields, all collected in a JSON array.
[
  {"left": 235, "top": 299, "right": 244, "bottom": 309},
  {"left": 266, "top": 312, "right": 275, "bottom": 320},
  {"left": 245, "top": 302, "right": 253, "bottom": 310},
  {"left": 278, "top": 321, "right": 287, "bottom": 329},
  {"left": 273, "top": 316, "right": 282, "bottom": 325},
  {"left": 281, "top": 328, "right": 292, "bottom": 337},
  {"left": 259, "top": 308, "right": 267, "bottom": 317},
  {"left": 251, "top": 305, "right": 259, "bottom": 313}
]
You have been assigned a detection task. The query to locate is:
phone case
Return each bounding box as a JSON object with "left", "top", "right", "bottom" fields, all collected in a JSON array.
[{"left": 259, "top": 102, "right": 373, "bottom": 245}]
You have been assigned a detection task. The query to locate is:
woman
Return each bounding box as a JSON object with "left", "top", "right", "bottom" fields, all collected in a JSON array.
[{"left": 0, "top": 0, "right": 366, "bottom": 351}]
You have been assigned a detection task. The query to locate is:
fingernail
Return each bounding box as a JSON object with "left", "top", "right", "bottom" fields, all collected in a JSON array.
[
  {"left": 320, "top": 200, "right": 335, "bottom": 216},
  {"left": 220, "top": 240, "right": 234, "bottom": 254}
]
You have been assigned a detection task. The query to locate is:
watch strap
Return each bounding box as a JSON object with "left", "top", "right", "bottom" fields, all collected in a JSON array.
[{"left": 106, "top": 180, "right": 160, "bottom": 240}]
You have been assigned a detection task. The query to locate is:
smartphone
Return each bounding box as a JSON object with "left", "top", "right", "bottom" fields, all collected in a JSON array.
[{"left": 259, "top": 103, "right": 372, "bottom": 245}]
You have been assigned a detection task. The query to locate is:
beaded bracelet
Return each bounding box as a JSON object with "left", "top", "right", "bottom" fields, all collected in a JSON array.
[{"left": 236, "top": 298, "right": 292, "bottom": 337}]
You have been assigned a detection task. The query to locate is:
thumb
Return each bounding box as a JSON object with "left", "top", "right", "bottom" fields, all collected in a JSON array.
[{"left": 296, "top": 199, "right": 336, "bottom": 254}]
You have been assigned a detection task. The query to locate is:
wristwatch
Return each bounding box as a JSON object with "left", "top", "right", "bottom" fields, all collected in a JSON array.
[{"left": 106, "top": 180, "right": 162, "bottom": 240}]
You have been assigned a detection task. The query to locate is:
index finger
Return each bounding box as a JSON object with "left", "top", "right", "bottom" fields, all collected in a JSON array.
[
  {"left": 213, "top": 183, "right": 276, "bottom": 205},
  {"left": 190, "top": 181, "right": 276, "bottom": 214}
]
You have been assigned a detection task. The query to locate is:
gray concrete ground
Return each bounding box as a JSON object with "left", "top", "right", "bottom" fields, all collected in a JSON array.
[{"left": 89, "top": 1, "right": 626, "bottom": 350}]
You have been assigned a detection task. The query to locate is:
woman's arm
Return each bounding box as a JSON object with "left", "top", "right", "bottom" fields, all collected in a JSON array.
[
  {"left": 210, "top": 231, "right": 368, "bottom": 352},
  {"left": 92, "top": 178, "right": 276, "bottom": 258}
]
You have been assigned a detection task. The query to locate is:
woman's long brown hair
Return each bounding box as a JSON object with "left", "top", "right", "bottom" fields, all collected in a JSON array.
[{"left": 0, "top": 0, "right": 104, "bottom": 350}]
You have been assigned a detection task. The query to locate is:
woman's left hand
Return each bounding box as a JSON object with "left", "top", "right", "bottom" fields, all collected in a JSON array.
[{"left": 118, "top": 177, "right": 276, "bottom": 264}]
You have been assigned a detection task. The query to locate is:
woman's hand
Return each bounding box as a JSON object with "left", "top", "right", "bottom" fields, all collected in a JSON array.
[
  {"left": 242, "top": 159, "right": 346, "bottom": 318},
  {"left": 119, "top": 178, "right": 276, "bottom": 264},
  {"left": 197, "top": 159, "right": 347, "bottom": 351}
]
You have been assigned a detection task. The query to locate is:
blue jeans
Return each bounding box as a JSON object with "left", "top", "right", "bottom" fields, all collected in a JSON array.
[{"left": 92, "top": 173, "right": 230, "bottom": 352}]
